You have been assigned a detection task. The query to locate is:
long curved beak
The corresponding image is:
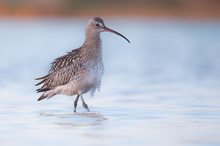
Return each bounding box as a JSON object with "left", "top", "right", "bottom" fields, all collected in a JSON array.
[{"left": 103, "top": 26, "right": 130, "bottom": 43}]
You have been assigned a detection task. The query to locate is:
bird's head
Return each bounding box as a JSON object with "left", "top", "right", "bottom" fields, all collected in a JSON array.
[{"left": 86, "top": 17, "right": 130, "bottom": 43}]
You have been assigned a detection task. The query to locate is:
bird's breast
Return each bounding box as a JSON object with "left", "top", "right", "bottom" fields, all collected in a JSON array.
[
  {"left": 81, "top": 60, "right": 104, "bottom": 92},
  {"left": 87, "top": 60, "right": 104, "bottom": 83}
]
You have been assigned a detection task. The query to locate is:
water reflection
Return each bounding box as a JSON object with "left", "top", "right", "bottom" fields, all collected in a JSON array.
[{"left": 40, "top": 112, "right": 108, "bottom": 127}]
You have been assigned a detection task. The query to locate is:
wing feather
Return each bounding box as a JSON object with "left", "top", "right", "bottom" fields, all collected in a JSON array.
[
  {"left": 49, "top": 48, "right": 80, "bottom": 73},
  {"left": 36, "top": 48, "right": 84, "bottom": 92}
]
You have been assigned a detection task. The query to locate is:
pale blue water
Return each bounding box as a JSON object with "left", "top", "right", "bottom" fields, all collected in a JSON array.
[{"left": 0, "top": 18, "right": 220, "bottom": 146}]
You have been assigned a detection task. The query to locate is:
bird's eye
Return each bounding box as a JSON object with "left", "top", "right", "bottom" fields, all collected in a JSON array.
[{"left": 96, "top": 23, "right": 99, "bottom": 27}]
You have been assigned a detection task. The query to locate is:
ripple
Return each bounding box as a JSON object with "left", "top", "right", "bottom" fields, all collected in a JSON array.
[{"left": 40, "top": 112, "right": 108, "bottom": 127}]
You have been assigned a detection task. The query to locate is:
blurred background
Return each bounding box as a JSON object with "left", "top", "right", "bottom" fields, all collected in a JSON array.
[
  {"left": 0, "top": 1, "right": 220, "bottom": 146},
  {"left": 0, "top": 0, "right": 220, "bottom": 19}
]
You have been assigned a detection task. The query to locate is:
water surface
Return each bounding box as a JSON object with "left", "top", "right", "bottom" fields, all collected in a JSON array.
[{"left": 0, "top": 18, "right": 220, "bottom": 146}]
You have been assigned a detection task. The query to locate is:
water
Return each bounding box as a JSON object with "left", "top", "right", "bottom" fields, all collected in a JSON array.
[{"left": 0, "top": 18, "right": 220, "bottom": 146}]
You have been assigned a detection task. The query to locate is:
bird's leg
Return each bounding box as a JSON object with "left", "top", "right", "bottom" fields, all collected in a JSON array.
[
  {"left": 80, "top": 95, "right": 90, "bottom": 112},
  {"left": 74, "top": 94, "right": 80, "bottom": 112}
]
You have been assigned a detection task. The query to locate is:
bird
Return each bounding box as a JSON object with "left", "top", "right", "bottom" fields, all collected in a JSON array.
[{"left": 35, "top": 17, "right": 130, "bottom": 112}]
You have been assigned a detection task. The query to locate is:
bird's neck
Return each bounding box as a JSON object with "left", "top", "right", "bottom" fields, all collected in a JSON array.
[
  {"left": 82, "top": 31, "right": 102, "bottom": 61},
  {"left": 84, "top": 31, "right": 101, "bottom": 47}
]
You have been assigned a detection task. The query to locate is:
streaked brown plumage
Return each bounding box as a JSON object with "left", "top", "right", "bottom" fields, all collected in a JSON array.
[{"left": 36, "top": 17, "right": 130, "bottom": 112}]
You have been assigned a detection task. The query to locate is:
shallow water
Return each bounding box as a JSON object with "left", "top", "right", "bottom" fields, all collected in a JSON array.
[{"left": 0, "top": 18, "right": 220, "bottom": 146}]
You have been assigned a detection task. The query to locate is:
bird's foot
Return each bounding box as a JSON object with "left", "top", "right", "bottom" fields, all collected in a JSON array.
[
  {"left": 74, "top": 103, "right": 77, "bottom": 113},
  {"left": 73, "top": 95, "right": 79, "bottom": 113},
  {"left": 82, "top": 103, "right": 90, "bottom": 112}
]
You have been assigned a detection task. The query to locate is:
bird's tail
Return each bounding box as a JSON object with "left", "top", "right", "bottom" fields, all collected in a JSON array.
[
  {"left": 37, "top": 94, "right": 47, "bottom": 101},
  {"left": 37, "top": 91, "right": 56, "bottom": 101}
]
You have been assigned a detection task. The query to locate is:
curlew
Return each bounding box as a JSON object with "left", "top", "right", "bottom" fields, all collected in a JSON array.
[{"left": 35, "top": 17, "right": 130, "bottom": 112}]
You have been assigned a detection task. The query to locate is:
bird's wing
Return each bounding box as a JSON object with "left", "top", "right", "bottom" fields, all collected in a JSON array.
[
  {"left": 35, "top": 48, "right": 84, "bottom": 92},
  {"left": 36, "top": 65, "right": 82, "bottom": 92},
  {"left": 49, "top": 48, "right": 80, "bottom": 73}
]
